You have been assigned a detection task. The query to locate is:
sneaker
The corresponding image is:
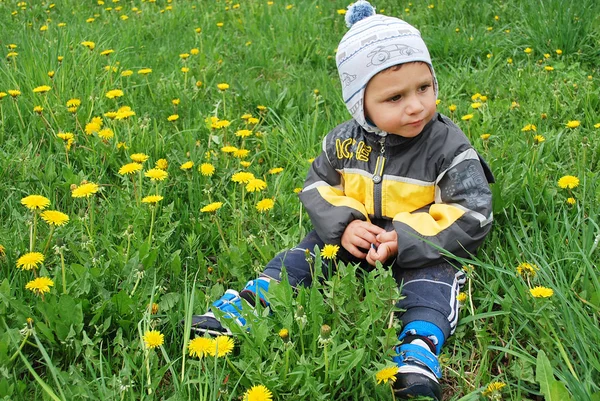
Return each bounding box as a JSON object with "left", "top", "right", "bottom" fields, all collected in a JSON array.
[
  {"left": 189, "top": 278, "right": 271, "bottom": 337},
  {"left": 393, "top": 338, "right": 442, "bottom": 400}
]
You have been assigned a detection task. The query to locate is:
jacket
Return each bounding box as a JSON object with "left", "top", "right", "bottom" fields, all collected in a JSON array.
[{"left": 298, "top": 112, "right": 494, "bottom": 268}]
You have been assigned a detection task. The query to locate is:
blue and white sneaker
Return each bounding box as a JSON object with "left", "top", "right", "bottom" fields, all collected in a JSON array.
[{"left": 189, "top": 278, "right": 271, "bottom": 337}]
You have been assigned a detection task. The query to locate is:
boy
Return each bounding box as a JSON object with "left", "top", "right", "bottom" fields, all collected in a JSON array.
[{"left": 190, "top": 2, "right": 494, "bottom": 399}]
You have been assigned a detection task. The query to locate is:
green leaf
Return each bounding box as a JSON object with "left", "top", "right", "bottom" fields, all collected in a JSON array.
[
  {"left": 536, "top": 350, "right": 572, "bottom": 401},
  {"left": 549, "top": 381, "right": 572, "bottom": 401}
]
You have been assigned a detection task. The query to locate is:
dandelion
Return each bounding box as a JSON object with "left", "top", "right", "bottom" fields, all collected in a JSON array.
[
  {"left": 141, "top": 195, "right": 163, "bottom": 204},
  {"left": 457, "top": 292, "right": 467, "bottom": 303},
  {"left": 461, "top": 114, "right": 473, "bottom": 121},
  {"left": 256, "top": 198, "right": 275, "bottom": 212},
  {"left": 521, "top": 124, "right": 537, "bottom": 132},
  {"left": 232, "top": 171, "right": 255, "bottom": 183},
  {"left": 33, "top": 85, "right": 52, "bottom": 94},
  {"left": 557, "top": 175, "right": 579, "bottom": 189},
  {"left": 448, "top": 104, "right": 457, "bottom": 112},
  {"left": 241, "top": 113, "right": 253, "bottom": 120},
  {"left": 16, "top": 252, "right": 44, "bottom": 271},
  {"left": 268, "top": 167, "right": 284, "bottom": 174},
  {"left": 337, "top": 9, "right": 346, "bottom": 15},
  {"left": 544, "top": 66, "right": 554, "bottom": 71},
  {"left": 143, "top": 330, "right": 164, "bottom": 349},
  {"left": 246, "top": 179, "right": 267, "bottom": 192},
  {"left": 233, "top": 149, "right": 250, "bottom": 159},
  {"left": 565, "top": 120, "right": 580, "bottom": 129},
  {"left": 131, "top": 153, "right": 149, "bottom": 163},
  {"left": 243, "top": 385, "right": 273, "bottom": 401},
  {"left": 321, "top": 244, "right": 339, "bottom": 259},
  {"left": 105, "top": 89, "right": 124, "bottom": 99},
  {"left": 375, "top": 366, "right": 398, "bottom": 385},
  {"left": 138, "top": 68, "right": 152, "bottom": 75},
  {"left": 85, "top": 117, "right": 103, "bottom": 135},
  {"left": 66, "top": 98, "right": 81, "bottom": 108},
  {"left": 100, "top": 49, "right": 114, "bottom": 56},
  {"left": 210, "top": 335, "right": 234, "bottom": 357},
  {"left": 21, "top": 195, "right": 50, "bottom": 210},
  {"left": 482, "top": 381, "right": 506, "bottom": 398},
  {"left": 566, "top": 197, "right": 576, "bottom": 205},
  {"left": 188, "top": 337, "right": 215, "bottom": 358},
  {"left": 516, "top": 262, "right": 537, "bottom": 278},
  {"left": 71, "top": 182, "right": 99, "bottom": 198},
  {"left": 480, "top": 134, "right": 491, "bottom": 140},
  {"left": 221, "top": 146, "right": 238, "bottom": 153},
  {"left": 524, "top": 47, "right": 532, "bottom": 54},
  {"left": 530, "top": 286, "right": 554, "bottom": 298},
  {"left": 145, "top": 169, "right": 168, "bottom": 181},
  {"left": 151, "top": 303, "right": 159, "bottom": 314},
  {"left": 156, "top": 159, "right": 168, "bottom": 170},
  {"left": 33, "top": 106, "right": 43, "bottom": 114},
  {"left": 180, "top": 161, "right": 194, "bottom": 170},
  {"left": 257, "top": 105, "right": 267, "bottom": 112},
  {"left": 8, "top": 90, "right": 21, "bottom": 98},
  {"left": 294, "top": 187, "right": 302, "bottom": 194},
  {"left": 199, "top": 163, "right": 215, "bottom": 176},
  {"left": 119, "top": 162, "right": 143, "bottom": 175},
  {"left": 217, "top": 83, "right": 229, "bottom": 91},
  {"left": 25, "top": 277, "right": 54, "bottom": 296},
  {"left": 235, "top": 129, "right": 253, "bottom": 138},
  {"left": 0, "top": 245, "right": 5, "bottom": 257},
  {"left": 471, "top": 102, "right": 482, "bottom": 109},
  {"left": 533, "top": 135, "right": 545, "bottom": 144},
  {"left": 240, "top": 161, "right": 252, "bottom": 168},
  {"left": 279, "top": 328, "right": 289, "bottom": 341},
  {"left": 121, "top": 70, "right": 133, "bottom": 77},
  {"left": 181, "top": 67, "right": 189, "bottom": 73},
  {"left": 40, "top": 210, "right": 69, "bottom": 226},
  {"left": 556, "top": 49, "right": 563, "bottom": 55},
  {"left": 81, "top": 41, "right": 95, "bottom": 50},
  {"left": 247, "top": 117, "right": 259, "bottom": 125},
  {"left": 200, "top": 202, "right": 223, "bottom": 213},
  {"left": 167, "top": 114, "right": 179, "bottom": 122},
  {"left": 98, "top": 128, "right": 114, "bottom": 140}
]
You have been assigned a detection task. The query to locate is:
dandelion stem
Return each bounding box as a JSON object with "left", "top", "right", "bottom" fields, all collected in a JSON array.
[
  {"left": 13, "top": 100, "right": 26, "bottom": 130},
  {"left": 42, "top": 226, "right": 56, "bottom": 256},
  {"left": 323, "top": 343, "right": 329, "bottom": 381},
  {"left": 147, "top": 206, "right": 156, "bottom": 247},
  {"left": 59, "top": 247, "right": 67, "bottom": 294},
  {"left": 30, "top": 211, "right": 38, "bottom": 252},
  {"left": 9, "top": 330, "right": 30, "bottom": 363}
]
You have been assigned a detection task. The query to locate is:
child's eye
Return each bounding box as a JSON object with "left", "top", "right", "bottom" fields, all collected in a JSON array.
[
  {"left": 418, "top": 84, "right": 431, "bottom": 92},
  {"left": 388, "top": 94, "right": 402, "bottom": 102}
]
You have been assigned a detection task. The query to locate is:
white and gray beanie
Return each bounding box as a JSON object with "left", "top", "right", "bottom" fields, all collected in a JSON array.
[{"left": 336, "top": 1, "right": 438, "bottom": 135}]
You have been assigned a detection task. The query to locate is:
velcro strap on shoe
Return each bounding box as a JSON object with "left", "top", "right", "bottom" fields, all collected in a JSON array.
[
  {"left": 399, "top": 320, "right": 445, "bottom": 354},
  {"left": 240, "top": 278, "right": 270, "bottom": 307},
  {"left": 393, "top": 343, "right": 442, "bottom": 379},
  {"left": 212, "top": 290, "right": 246, "bottom": 327}
]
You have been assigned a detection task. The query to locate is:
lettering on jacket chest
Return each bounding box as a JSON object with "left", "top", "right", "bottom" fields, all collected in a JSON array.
[{"left": 335, "top": 138, "right": 372, "bottom": 162}]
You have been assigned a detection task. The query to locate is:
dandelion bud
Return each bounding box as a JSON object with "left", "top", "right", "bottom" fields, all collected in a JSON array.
[
  {"left": 151, "top": 303, "right": 159, "bottom": 315},
  {"left": 127, "top": 224, "right": 134, "bottom": 233},
  {"left": 279, "top": 328, "right": 289, "bottom": 342},
  {"left": 80, "top": 180, "right": 88, "bottom": 185},
  {"left": 207, "top": 266, "right": 214, "bottom": 274},
  {"left": 582, "top": 136, "right": 589, "bottom": 145},
  {"left": 26, "top": 317, "right": 34, "bottom": 327},
  {"left": 320, "top": 324, "right": 331, "bottom": 339},
  {"left": 70, "top": 183, "right": 78, "bottom": 191},
  {"left": 296, "top": 305, "right": 305, "bottom": 318},
  {"left": 55, "top": 237, "right": 64, "bottom": 247}
]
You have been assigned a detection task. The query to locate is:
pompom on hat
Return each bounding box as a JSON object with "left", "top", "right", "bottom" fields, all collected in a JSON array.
[{"left": 336, "top": 1, "right": 438, "bottom": 135}]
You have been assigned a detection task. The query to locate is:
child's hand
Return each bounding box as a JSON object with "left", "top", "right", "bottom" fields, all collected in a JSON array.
[
  {"left": 366, "top": 230, "right": 398, "bottom": 266},
  {"left": 341, "top": 220, "right": 386, "bottom": 259}
]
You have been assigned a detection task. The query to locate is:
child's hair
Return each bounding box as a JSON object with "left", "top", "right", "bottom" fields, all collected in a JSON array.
[{"left": 336, "top": 1, "right": 437, "bottom": 135}]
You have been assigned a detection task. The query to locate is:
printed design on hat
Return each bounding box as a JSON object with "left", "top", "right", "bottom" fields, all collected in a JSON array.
[
  {"left": 366, "top": 44, "right": 422, "bottom": 67},
  {"left": 341, "top": 72, "right": 357, "bottom": 88}
]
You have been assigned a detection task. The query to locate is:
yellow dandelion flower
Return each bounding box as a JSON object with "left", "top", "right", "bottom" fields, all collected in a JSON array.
[
  {"left": 217, "top": 83, "right": 229, "bottom": 91},
  {"left": 530, "top": 286, "right": 554, "bottom": 298},
  {"left": 457, "top": 292, "right": 467, "bottom": 303},
  {"left": 33, "top": 85, "right": 51, "bottom": 94},
  {"left": 98, "top": 128, "right": 114, "bottom": 140},
  {"left": 180, "top": 161, "right": 194, "bottom": 170},
  {"left": 142, "top": 195, "right": 163, "bottom": 204},
  {"left": 66, "top": 98, "right": 81, "bottom": 108},
  {"left": 243, "top": 384, "right": 273, "bottom": 401},
  {"left": 188, "top": 337, "right": 215, "bottom": 358},
  {"left": 40, "top": 210, "right": 69, "bottom": 226},
  {"left": 138, "top": 68, "right": 152, "bottom": 75},
  {"left": 121, "top": 70, "right": 133, "bottom": 77},
  {"left": 216, "top": 120, "right": 231, "bottom": 129},
  {"left": 100, "top": 49, "right": 114, "bottom": 56},
  {"left": 210, "top": 335, "right": 234, "bottom": 357},
  {"left": 16, "top": 252, "right": 44, "bottom": 271},
  {"left": 533, "top": 135, "right": 545, "bottom": 144},
  {"left": 156, "top": 159, "right": 168, "bottom": 170},
  {"left": 81, "top": 41, "right": 95, "bottom": 50},
  {"left": 167, "top": 114, "right": 179, "bottom": 122},
  {"left": 516, "top": 262, "right": 537, "bottom": 278},
  {"left": 216, "top": 22, "right": 224, "bottom": 27},
  {"left": 21, "top": 195, "right": 50, "bottom": 210},
  {"left": 375, "top": 366, "right": 398, "bottom": 385},
  {"left": 521, "top": 124, "right": 537, "bottom": 132},
  {"left": 33, "top": 106, "right": 44, "bottom": 114},
  {"left": 25, "top": 277, "right": 54, "bottom": 295},
  {"left": 321, "top": 244, "right": 340, "bottom": 259},
  {"left": 119, "top": 162, "right": 143, "bottom": 175},
  {"left": 71, "top": 182, "right": 99, "bottom": 198},
  {"left": 105, "top": 89, "right": 124, "bottom": 99},
  {"left": 448, "top": 104, "right": 457, "bottom": 112},
  {"left": 143, "top": 330, "right": 164, "bottom": 349},
  {"left": 257, "top": 105, "right": 267, "bottom": 112},
  {"left": 199, "top": 163, "right": 215, "bottom": 176},
  {"left": 0, "top": 244, "right": 5, "bottom": 257},
  {"left": 337, "top": 9, "right": 347, "bottom": 15},
  {"left": 240, "top": 161, "right": 252, "bottom": 168},
  {"left": 482, "top": 381, "right": 506, "bottom": 397},
  {"left": 221, "top": 146, "right": 238, "bottom": 153},
  {"left": 279, "top": 328, "right": 289, "bottom": 341},
  {"left": 232, "top": 171, "right": 255, "bottom": 184},
  {"left": 241, "top": 113, "right": 253, "bottom": 120},
  {"left": 145, "top": 168, "right": 168, "bottom": 181},
  {"left": 181, "top": 67, "right": 189, "bottom": 73},
  {"left": 172, "top": 98, "right": 180, "bottom": 105},
  {"left": 565, "top": 120, "right": 580, "bottom": 129},
  {"left": 235, "top": 129, "right": 253, "bottom": 138},
  {"left": 233, "top": 149, "right": 250, "bottom": 159},
  {"left": 557, "top": 175, "right": 579, "bottom": 189},
  {"left": 246, "top": 179, "right": 267, "bottom": 192},
  {"left": 247, "top": 117, "right": 259, "bottom": 125},
  {"left": 115, "top": 106, "right": 135, "bottom": 120},
  {"left": 85, "top": 117, "right": 103, "bottom": 135},
  {"left": 461, "top": 114, "right": 473, "bottom": 121},
  {"left": 524, "top": 47, "right": 532, "bottom": 54},
  {"left": 0, "top": 92, "right": 7, "bottom": 100},
  {"left": 190, "top": 48, "right": 199, "bottom": 55},
  {"left": 566, "top": 197, "right": 576, "bottom": 205},
  {"left": 8, "top": 90, "right": 21, "bottom": 98},
  {"left": 268, "top": 167, "right": 284, "bottom": 174},
  {"left": 294, "top": 187, "right": 302, "bottom": 194},
  {"left": 200, "top": 202, "right": 223, "bottom": 213},
  {"left": 57, "top": 132, "right": 74, "bottom": 141},
  {"left": 471, "top": 102, "right": 482, "bottom": 109},
  {"left": 556, "top": 49, "right": 563, "bottom": 55},
  {"left": 544, "top": 66, "right": 554, "bottom": 71},
  {"left": 480, "top": 134, "right": 491, "bottom": 140},
  {"left": 130, "top": 153, "right": 149, "bottom": 163},
  {"left": 256, "top": 198, "right": 275, "bottom": 212},
  {"left": 594, "top": 123, "right": 600, "bottom": 129}
]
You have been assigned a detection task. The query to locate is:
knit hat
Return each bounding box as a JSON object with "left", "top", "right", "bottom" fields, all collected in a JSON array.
[{"left": 336, "top": 1, "right": 438, "bottom": 135}]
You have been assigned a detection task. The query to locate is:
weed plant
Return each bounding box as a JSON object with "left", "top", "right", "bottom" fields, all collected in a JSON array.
[{"left": 0, "top": 0, "right": 599, "bottom": 400}]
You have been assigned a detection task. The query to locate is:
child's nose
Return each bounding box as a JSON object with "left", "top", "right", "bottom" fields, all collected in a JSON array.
[{"left": 405, "top": 95, "right": 424, "bottom": 114}]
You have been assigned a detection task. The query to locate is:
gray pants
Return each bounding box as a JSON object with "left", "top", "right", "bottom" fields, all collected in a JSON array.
[{"left": 262, "top": 230, "right": 465, "bottom": 342}]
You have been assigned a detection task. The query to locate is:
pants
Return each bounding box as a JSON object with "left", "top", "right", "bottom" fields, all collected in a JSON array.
[{"left": 261, "top": 230, "right": 465, "bottom": 342}]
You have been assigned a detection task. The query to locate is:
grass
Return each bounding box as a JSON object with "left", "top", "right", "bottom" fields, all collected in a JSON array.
[{"left": 1, "top": 0, "right": 600, "bottom": 400}]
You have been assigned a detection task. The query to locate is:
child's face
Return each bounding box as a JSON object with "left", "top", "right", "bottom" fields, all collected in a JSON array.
[{"left": 364, "top": 62, "right": 437, "bottom": 138}]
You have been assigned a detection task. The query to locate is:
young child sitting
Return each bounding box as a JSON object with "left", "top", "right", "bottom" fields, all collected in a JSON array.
[{"left": 190, "top": 2, "right": 494, "bottom": 399}]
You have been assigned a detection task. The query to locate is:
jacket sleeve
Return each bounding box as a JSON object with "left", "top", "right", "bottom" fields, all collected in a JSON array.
[
  {"left": 392, "top": 148, "right": 493, "bottom": 267},
  {"left": 298, "top": 143, "right": 369, "bottom": 245}
]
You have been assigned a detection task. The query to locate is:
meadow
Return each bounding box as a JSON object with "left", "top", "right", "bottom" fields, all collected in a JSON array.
[{"left": 1, "top": 0, "right": 600, "bottom": 399}]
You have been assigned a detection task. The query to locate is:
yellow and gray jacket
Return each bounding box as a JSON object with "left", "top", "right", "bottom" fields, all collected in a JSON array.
[{"left": 298, "top": 113, "right": 494, "bottom": 268}]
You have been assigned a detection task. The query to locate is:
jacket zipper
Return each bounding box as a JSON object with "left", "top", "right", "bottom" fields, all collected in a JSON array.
[{"left": 373, "top": 137, "right": 386, "bottom": 218}]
